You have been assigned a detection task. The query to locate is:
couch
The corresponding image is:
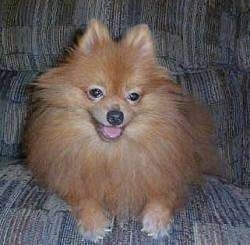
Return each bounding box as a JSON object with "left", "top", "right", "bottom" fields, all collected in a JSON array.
[{"left": 0, "top": 0, "right": 249, "bottom": 244}]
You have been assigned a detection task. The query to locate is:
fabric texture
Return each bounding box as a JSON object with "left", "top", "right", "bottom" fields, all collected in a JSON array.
[
  {"left": 0, "top": 0, "right": 249, "bottom": 244},
  {"left": 0, "top": 163, "right": 249, "bottom": 245},
  {"left": 0, "top": 0, "right": 242, "bottom": 72},
  {"left": 0, "top": 70, "right": 39, "bottom": 162}
]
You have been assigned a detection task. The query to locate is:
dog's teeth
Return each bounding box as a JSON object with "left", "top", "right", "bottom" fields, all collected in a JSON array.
[
  {"left": 105, "top": 228, "right": 111, "bottom": 232},
  {"left": 147, "top": 233, "right": 155, "bottom": 237}
]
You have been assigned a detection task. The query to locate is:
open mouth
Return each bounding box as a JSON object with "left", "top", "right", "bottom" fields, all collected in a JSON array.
[{"left": 97, "top": 124, "right": 123, "bottom": 141}]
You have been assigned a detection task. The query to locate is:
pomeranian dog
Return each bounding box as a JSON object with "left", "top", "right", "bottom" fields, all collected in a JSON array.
[{"left": 24, "top": 20, "right": 219, "bottom": 242}]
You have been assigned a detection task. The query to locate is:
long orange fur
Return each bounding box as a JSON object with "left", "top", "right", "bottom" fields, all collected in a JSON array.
[{"left": 24, "top": 20, "right": 219, "bottom": 240}]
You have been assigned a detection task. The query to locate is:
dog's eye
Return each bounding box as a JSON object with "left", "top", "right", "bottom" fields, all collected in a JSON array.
[
  {"left": 128, "top": 92, "right": 140, "bottom": 101},
  {"left": 89, "top": 88, "right": 103, "bottom": 98},
  {"left": 127, "top": 91, "right": 141, "bottom": 103},
  {"left": 87, "top": 86, "right": 105, "bottom": 101}
]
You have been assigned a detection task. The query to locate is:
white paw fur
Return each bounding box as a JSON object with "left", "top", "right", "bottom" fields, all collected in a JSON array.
[
  {"left": 141, "top": 204, "right": 172, "bottom": 238},
  {"left": 77, "top": 218, "right": 112, "bottom": 242}
]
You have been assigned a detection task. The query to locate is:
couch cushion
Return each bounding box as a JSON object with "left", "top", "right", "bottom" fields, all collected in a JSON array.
[
  {"left": 0, "top": 163, "right": 249, "bottom": 244},
  {"left": 0, "top": 0, "right": 239, "bottom": 72},
  {"left": 236, "top": 5, "right": 250, "bottom": 70},
  {"left": 0, "top": 70, "right": 39, "bottom": 162},
  {"left": 176, "top": 69, "right": 250, "bottom": 187}
]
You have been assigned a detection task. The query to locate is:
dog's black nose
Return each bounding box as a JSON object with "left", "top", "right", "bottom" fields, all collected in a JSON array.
[{"left": 107, "top": 110, "right": 124, "bottom": 126}]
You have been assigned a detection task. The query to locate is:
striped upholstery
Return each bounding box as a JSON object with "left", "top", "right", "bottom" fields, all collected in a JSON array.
[
  {"left": 0, "top": 70, "right": 39, "bottom": 162},
  {"left": 0, "top": 0, "right": 249, "bottom": 244},
  {"left": 0, "top": 0, "right": 243, "bottom": 72},
  {"left": 0, "top": 163, "right": 249, "bottom": 244},
  {"left": 177, "top": 69, "right": 250, "bottom": 187}
]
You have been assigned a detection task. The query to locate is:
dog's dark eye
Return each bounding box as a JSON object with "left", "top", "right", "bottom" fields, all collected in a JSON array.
[
  {"left": 89, "top": 88, "right": 103, "bottom": 98},
  {"left": 87, "top": 86, "right": 105, "bottom": 101},
  {"left": 126, "top": 91, "right": 142, "bottom": 104},
  {"left": 127, "top": 92, "right": 141, "bottom": 102}
]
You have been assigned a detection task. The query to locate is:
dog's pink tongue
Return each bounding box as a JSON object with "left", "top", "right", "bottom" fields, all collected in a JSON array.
[{"left": 102, "top": 126, "right": 122, "bottom": 139}]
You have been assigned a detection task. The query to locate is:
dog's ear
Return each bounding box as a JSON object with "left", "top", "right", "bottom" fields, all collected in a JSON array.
[
  {"left": 76, "top": 19, "right": 110, "bottom": 55},
  {"left": 122, "top": 24, "right": 154, "bottom": 58}
]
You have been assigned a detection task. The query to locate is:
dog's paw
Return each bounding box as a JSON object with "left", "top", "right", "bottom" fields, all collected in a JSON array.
[
  {"left": 141, "top": 201, "right": 172, "bottom": 239},
  {"left": 74, "top": 200, "right": 112, "bottom": 242},
  {"left": 77, "top": 216, "right": 111, "bottom": 242}
]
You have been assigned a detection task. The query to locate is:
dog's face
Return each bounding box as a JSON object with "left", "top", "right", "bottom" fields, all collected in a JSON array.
[
  {"left": 74, "top": 20, "right": 172, "bottom": 143},
  {"left": 34, "top": 20, "right": 176, "bottom": 144},
  {"left": 75, "top": 34, "right": 148, "bottom": 142}
]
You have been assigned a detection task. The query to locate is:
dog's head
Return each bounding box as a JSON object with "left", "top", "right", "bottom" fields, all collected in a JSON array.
[{"left": 33, "top": 20, "right": 179, "bottom": 143}]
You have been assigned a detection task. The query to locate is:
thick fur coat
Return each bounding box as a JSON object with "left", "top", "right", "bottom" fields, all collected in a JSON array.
[{"left": 24, "top": 20, "right": 219, "bottom": 241}]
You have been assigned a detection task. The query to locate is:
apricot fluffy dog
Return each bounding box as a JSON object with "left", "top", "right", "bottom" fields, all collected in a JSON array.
[{"left": 24, "top": 20, "right": 218, "bottom": 242}]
